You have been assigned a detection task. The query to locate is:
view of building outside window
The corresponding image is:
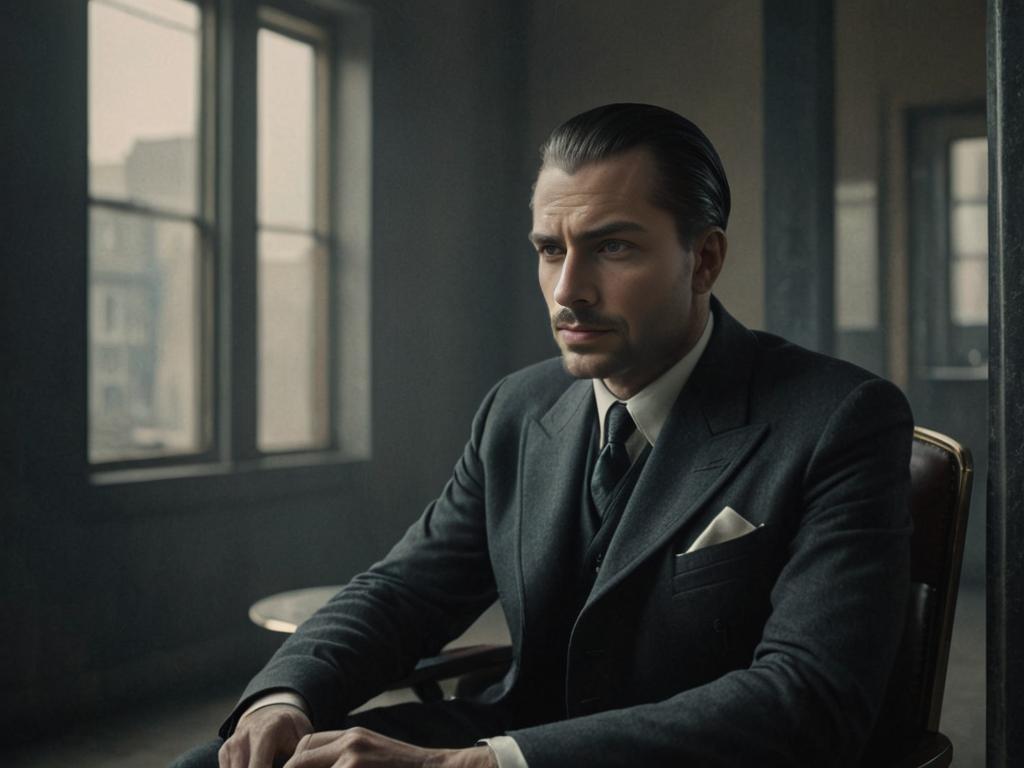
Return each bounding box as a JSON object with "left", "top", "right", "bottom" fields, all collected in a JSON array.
[{"left": 88, "top": 0, "right": 203, "bottom": 463}]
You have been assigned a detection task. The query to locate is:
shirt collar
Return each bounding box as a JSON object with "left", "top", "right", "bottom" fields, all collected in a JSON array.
[{"left": 592, "top": 311, "right": 714, "bottom": 449}]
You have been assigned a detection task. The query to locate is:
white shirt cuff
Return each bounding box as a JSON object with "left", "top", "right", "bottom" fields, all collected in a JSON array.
[
  {"left": 479, "top": 736, "right": 529, "bottom": 768},
  {"left": 239, "top": 691, "right": 309, "bottom": 723}
]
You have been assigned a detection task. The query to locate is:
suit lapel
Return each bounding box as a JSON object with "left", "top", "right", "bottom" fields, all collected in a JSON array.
[
  {"left": 587, "top": 300, "right": 769, "bottom": 606},
  {"left": 516, "top": 378, "right": 594, "bottom": 637}
]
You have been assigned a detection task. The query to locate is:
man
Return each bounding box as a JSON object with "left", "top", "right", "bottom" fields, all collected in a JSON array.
[{"left": 174, "top": 103, "right": 913, "bottom": 768}]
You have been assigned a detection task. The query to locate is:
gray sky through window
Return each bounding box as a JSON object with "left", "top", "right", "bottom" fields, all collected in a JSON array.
[{"left": 89, "top": 0, "right": 199, "bottom": 166}]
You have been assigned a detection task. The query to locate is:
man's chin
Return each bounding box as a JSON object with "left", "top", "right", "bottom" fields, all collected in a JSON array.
[{"left": 559, "top": 350, "right": 621, "bottom": 381}]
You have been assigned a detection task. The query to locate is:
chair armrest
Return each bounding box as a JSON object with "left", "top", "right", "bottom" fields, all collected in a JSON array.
[
  {"left": 402, "top": 644, "right": 514, "bottom": 687},
  {"left": 385, "top": 644, "right": 514, "bottom": 702}
]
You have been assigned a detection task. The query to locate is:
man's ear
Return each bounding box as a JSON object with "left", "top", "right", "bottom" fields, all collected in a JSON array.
[{"left": 691, "top": 228, "right": 727, "bottom": 294}]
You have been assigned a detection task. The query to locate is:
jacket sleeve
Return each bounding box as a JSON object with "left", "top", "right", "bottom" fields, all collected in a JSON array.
[
  {"left": 507, "top": 378, "right": 914, "bottom": 768},
  {"left": 220, "top": 379, "right": 506, "bottom": 736}
]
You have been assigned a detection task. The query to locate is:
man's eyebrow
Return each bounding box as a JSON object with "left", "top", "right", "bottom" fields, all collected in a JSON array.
[
  {"left": 528, "top": 231, "right": 558, "bottom": 246},
  {"left": 528, "top": 220, "right": 648, "bottom": 246}
]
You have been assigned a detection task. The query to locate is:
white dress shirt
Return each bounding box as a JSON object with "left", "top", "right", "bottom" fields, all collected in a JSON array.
[{"left": 242, "top": 313, "right": 715, "bottom": 768}]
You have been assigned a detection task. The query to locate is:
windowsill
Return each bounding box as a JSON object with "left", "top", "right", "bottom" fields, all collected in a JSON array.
[
  {"left": 88, "top": 450, "right": 371, "bottom": 513},
  {"left": 920, "top": 365, "right": 989, "bottom": 381},
  {"left": 90, "top": 449, "right": 365, "bottom": 486}
]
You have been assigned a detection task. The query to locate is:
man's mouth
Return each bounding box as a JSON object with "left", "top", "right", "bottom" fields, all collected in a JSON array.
[{"left": 557, "top": 325, "right": 612, "bottom": 343}]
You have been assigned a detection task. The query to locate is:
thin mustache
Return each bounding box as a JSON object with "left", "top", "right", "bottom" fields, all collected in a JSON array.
[{"left": 551, "top": 307, "right": 622, "bottom": 330}]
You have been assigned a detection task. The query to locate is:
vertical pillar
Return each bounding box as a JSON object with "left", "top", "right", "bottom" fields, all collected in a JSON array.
[
  {"left": 987, "top": 2, "right": 1024, "bottom": 765},
  {"left": 763, "top": 0, "right": 835, "bottom": 353}
]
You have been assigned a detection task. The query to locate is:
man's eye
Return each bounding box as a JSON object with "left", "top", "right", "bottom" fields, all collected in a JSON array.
[
  {"left": 538, "top": 244, "right": 564, "bottom": 258},
  {"left": 599, "top": 240, "right": 629, "bottom": 255}
]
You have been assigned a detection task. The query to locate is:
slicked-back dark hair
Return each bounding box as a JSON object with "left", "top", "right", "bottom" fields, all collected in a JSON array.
[{"left": 539, "top": 103, "right": 730, "bottom": 247}]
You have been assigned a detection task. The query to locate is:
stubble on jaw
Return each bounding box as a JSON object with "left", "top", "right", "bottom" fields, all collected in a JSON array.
[{"left": 550, "top": 306, "right": 631, "bottom": 382}]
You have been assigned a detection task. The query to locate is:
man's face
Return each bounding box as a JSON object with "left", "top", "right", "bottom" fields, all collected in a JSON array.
[{"left": 531, "top": 148, "right": 708, "bottom": 399}]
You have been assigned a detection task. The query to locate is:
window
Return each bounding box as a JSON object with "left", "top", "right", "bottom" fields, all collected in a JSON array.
[
  {"left": 87, "top": 0, "right": 371, "bottom": 476},
  {"left": 908, "top": 107, "right": 988, "bottom": 378}
]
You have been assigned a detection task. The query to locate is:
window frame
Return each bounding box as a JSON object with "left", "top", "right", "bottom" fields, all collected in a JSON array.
[{"left": 87, "top": 0, "right": 373, "bottom": 490}]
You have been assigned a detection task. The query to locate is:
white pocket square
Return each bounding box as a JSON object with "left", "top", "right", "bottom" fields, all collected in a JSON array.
[{"left": 682, "top": 506, "right": 759, "bottom": 554}]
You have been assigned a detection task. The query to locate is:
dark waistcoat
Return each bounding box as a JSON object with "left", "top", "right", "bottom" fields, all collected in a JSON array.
[{"left": 524, "top": 418, "right": 651, "bottom": 724}]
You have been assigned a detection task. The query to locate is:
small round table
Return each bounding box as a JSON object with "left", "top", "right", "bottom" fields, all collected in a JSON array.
[{"left": 248, "top": 585, "right": 342, "bottom": 634}]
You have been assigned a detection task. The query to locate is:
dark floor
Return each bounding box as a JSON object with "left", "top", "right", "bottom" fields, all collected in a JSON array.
[
  {"left": 938, "top": 585, "right": 986, "bottom": 767},
  {"left": 8, "top": 589, "right": 985, "bottom": 767}
]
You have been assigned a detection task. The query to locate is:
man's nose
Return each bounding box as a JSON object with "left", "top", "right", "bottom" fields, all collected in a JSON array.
[{"left": 552, "top": 250, "right": 597, "bottom": 307}]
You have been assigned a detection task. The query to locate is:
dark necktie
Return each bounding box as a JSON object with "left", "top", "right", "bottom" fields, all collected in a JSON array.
[{"left": 590, "top": 402, "right": 637, "bottom": 516}]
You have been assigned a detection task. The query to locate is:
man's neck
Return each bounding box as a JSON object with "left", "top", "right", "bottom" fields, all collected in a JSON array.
[
  {"left": 593, "top": 309, "right": 714, "bottom": 450},
  {"left": 600, "top": 304, "right": 711, "bottom": 400}
]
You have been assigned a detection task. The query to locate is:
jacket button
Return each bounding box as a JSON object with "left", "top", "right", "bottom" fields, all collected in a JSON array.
[
  {"left": 594, "top": 552, "right": 604, "bottom": 573},
  {"left": 713, "top": 618, "right": 724, "bottom": 633}
]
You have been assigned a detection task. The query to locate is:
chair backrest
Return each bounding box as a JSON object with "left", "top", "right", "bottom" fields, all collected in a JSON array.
[{"left": 868, "top": 426, "right": 973, "bottom": 751}]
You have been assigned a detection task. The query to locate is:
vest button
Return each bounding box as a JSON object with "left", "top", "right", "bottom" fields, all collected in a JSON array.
[{"left": 594, "top": 551, "right": 604, "bottom": 573}]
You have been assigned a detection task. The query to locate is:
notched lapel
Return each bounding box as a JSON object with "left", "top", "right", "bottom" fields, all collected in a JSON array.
[
  {"left": 516, "top": 380, "right": 593, "bottom": 634},
  {"left": 536, "top": 377, "right": 592, "bottom": 438}
]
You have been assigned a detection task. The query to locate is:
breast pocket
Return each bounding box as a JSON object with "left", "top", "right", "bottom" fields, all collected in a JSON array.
[{"left": 671, "top": 524, "right": 770, "bottom": 597}]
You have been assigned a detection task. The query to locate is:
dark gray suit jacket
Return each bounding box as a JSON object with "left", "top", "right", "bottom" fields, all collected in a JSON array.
[{"left": 227, "top": 299, "right": 914, "bottom": 767}]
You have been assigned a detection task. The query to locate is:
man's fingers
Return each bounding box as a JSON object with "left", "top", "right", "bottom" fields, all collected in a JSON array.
[
  {"left": 217, "top": 726, "right": 291, "bottom": 768},
  {"left": 216, "top": 705, "right": 314, "bottom": 768},
  {"left": 283, "top": 732, "right": 342, "bottom": 768},
  {"left": 284, "top": 728, "right": 392, "bottom": 768},
  {"left": 248, "top": 735, "right": 281, "bottom": 768},
  {"left": 294, "top": 730, "right": 347, "bottom": 750},
  {"left": 218, "top": 736, "right": 249, "bottom": 768}
]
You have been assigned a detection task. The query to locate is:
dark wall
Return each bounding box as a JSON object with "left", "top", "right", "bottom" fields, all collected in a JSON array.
[{"left": 1, "top": 0, "right": 530, "bottom": 743}]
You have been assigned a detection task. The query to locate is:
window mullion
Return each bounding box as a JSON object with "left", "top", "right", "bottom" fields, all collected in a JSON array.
[
  {"left": 219, "top": 0, "right": 260, "bottom": 462},
  {"left": 316, "top": 32, "right": 338, "bottom": 451}
]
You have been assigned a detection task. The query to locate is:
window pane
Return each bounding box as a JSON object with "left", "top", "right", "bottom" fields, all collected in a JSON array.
[
  {"left": 949, "top": 138, "right": 989, "bottom": 328},
  {"left": 951, "top": 202, "right": 988, "bottom": 257},
  {"left": 258, "top": 29, "right": 315, "bottom": 230},
  {"left": 950, "top": 137, "right": 988, "bottom": 201},
  {"left": 835, "top": 182, "right": 879, "bottom": 330},
  {"left": 89, "top": 0, "right": 200, "bottom": 214},
  {"left": 89, "top": 209, "right": 202, "bottom": 462},
  {"left": 258, "top": 232, "right": 328, "bottom": 451},
  {"left": 951, "top": 258, "right": 988, "bottom": 327}
]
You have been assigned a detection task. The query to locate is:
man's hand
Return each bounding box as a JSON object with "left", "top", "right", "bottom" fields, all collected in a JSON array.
[
  {"left": 219, "top": 704, "right": 314, "bottom": 768},
  {"left": 282, "top": 727, "right": 497, "bottom": 768}
]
